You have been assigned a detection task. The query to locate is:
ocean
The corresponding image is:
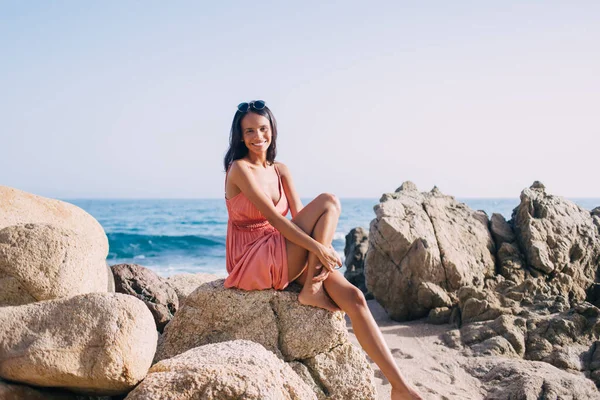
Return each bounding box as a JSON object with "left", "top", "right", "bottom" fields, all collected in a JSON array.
[{"left": 66, "top": 197, "right": 600, "bottom": 278}]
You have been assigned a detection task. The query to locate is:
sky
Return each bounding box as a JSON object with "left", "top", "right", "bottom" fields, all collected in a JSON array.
[{"left": 1, "top": 1, "right": 599, "bottom": 199}]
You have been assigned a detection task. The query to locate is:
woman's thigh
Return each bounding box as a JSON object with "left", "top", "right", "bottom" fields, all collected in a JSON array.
[{"left": 285, "top": 193, "right": 336, "bottom": 281}]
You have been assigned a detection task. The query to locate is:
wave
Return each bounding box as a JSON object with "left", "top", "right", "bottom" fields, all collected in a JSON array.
[{"left": 107, "top": 232, "right": 225, "bottom": 259}]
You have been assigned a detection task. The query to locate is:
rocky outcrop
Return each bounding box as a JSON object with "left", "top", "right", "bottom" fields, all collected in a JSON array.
[
  {"left": 156, "top": 280, "right": 376, "bottom": 399},
  {"left": 111, "top": 263, "right": 178, "bottom": 332},
  {"left": 166, "top": 272, "right": 220, "bottom": 304},
  {"left": 366, "top": 181, "right": 600, "bottom": 324},
  {"left": 0, "top": 224, "right": 109, "bottom": 306},
  {"left": 0, "top": 293, "right": 157, "bottom": 395},
  {"left": 365, "top": 181, "right": 495, "bottom": 321},
  {"left": 464, "top": 357, "right": 599, "bottom": 399},
  {"left": 512, "top": 182, "right": 600, "bottom": 301},
  {"left": 125, "top": 340, "right": 317, "bottom": 400},
  {"left": 343, "top": 227, "right": 371, "bottom": 298}
]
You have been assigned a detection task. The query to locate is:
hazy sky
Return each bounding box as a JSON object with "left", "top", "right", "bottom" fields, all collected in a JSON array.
[{"left": 1, "top": 1, "right": 599, "bottom": 199}]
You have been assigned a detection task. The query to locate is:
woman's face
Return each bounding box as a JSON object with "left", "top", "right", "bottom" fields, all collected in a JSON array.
[{"left": 240, "top": 112, "right": 272, "bottom": 157}]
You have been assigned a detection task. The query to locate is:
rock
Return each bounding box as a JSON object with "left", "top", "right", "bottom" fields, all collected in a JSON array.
[
  {"left": 289, "top": 361, "right": 327, "bottom": 399},
  {"left": 303, "top": 342, "right": 376, "bottom": 400},
  {"left": 0, "top": 224, "right": 109, "bottom": 306},
  {"left": 366, "top": 183, "right": 495, "bottom": 321},
  {"left": 470, "top": 336, "right": 519, "bottom": 358},
  {"left": 156, "top": 280, "right": 375, "bottom": 399},
  {"left": 428, "top": 307, "right": 452, "bottom": 325},
  {"left": 156, "top": 280, "right": 347, "bottom": 362},
  {"left": 343, "top": 227, "right": 370, "bottom": 297},
  {"left": 111, "top": 263, "right": 178, "bottom": 332},
  {"left": 125, "top": 340, "right": 317, "bottom": 400},
  {"left": 0, "top": 186, "right": 108, "bottom": 256},
  {"left": 0, "top": 379, "right": 111, "bottom": 399},
  {"left": 512, "top": 182, "right": 600, "bottom": 300},
  {"left": 496, "top": 242, "right": 526, "bottom": 284},
  {"left": 166, "top": 272, "right": 220, "bottom": 304},
  {"left": 0, "top": 293, "right": 157, "bottom": 395},
  {"left": 417, "top": 282, "right": 453, "bottom": 309},
  {"left": 465, "top": 357, "right": 599, "bottom": 399},
  {"left": 490, "top": 213, "right": 516, "bottom": 248}
]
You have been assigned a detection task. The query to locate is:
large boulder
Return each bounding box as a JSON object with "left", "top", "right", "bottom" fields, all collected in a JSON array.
[
  {"left": 0, "top": 224, "right": 109, "bottom": 306},
  {"left": 365, "top": 182, "right": 495, "bottom": 321},
  {"left": 111, "top": 263, "right": 178, "bottom": 332},
  {"left": 0, "top": 293, "right": 157, "bottom": 395},
  {"left": 166, "top": 272, "right": 220, "bottom": 305},
  {"left": 512, "top": 182, "right": 600, "bottom": 302},
  {"left": 0, "top": 186, "right": 108, "bottom": 255},
  {"left": 125, "top": 340, "right": 317, "bottom": 400},
  {"left": 156, "top": 280, "right": 376, "bottom": 399}
]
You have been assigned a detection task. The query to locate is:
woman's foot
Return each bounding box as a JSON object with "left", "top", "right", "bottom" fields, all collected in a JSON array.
[
  {"left": 298, "top": 283, "right": 341, "bottom": 312},
  {"left": 391, "top": 386, "right": 423, "bottom": 400}
]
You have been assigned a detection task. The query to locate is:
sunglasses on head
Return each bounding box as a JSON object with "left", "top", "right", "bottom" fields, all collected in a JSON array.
[{"left": 237, "top": 100, "right": 266, "bottom": 113}]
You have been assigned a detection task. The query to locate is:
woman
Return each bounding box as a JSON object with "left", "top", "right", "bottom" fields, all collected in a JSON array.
[{"left": 223, "top": 100, "right": 422, "bottom": 400}]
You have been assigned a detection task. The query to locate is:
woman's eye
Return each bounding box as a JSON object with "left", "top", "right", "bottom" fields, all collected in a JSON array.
[{"left": 260, "top": 127, "right": 267, "bottom": 132}]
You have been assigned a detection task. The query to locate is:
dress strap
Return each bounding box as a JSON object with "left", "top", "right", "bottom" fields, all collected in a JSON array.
[
  {"left": 274, "top": 164, "right": 283, "bottom": 194},
  {"left": 224, "top": 164, "right": 232, "bottom": 198}
]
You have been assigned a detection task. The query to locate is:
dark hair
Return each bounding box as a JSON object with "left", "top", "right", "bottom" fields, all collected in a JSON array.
[{"left": 223, "top": 105, "right": 278, "bottom": 171}]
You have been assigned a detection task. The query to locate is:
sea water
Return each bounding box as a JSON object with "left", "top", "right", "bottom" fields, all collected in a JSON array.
[{"left": 67, "top": 197, "right": 599, "bottom": 277}]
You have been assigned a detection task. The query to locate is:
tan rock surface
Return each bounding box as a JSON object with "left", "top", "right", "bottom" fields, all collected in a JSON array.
[
  {"left": 0, "top": 293, "right": 157, "bottom": 395},
  {"left": 0, "top": 186, "right": 108, "bottom": 255},
  {"left": 156, "top": 280, "right": 375, "bottom": 399},
  {"left": 303, "top": 342, "right": 376, "bottom": 400},
  {"left": 165, "top": 272, "right": 221, "bottom": 304},
  {"left": 366, "top": 182, "right": 495, "bottom": 321},
  {"left": 125, "top": 340, "right": 317, "bottom": 400},
  {"left": 156, "top": 280, "right": 346, "bottom": 362},
  {"left": 0, "top": 224, "right": 109, "bottom": 306}
]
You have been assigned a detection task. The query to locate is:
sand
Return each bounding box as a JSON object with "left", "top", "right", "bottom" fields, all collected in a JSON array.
[{"left": 346, "top": 300, "right": 485, "bottom": 400}]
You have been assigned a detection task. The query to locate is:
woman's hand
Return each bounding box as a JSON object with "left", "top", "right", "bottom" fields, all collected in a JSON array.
[{"left": 313, "top": 244, "right": 342, "bottom": 282}]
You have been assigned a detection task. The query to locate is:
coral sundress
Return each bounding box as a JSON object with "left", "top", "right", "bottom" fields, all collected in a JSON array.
[{"left": 224, "top": 164, "right": 290, "bottom": 290}]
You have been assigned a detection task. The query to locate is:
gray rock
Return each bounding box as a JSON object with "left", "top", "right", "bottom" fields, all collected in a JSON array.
[
  {"left": 343, "top": 227, "right": 370, "bottom": 297},
  {"left": 465, "top": 357, "right": 599, "bottom": 399},
  {"left": 490, "top": 213, "right": 516, "bottom": 248},
  {"left": 428, "top": 307, "right": 452, "bottom": 325},
  {"left": 512, "top": 182, "right": 600, "bottom": 300},
  {"left": 111, "top": 263, "right": 179, "bottom": 332}
]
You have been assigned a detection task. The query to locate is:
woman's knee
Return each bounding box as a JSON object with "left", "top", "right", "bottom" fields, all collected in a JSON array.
[
  {"left": 317, "top": 193, "right": 341, "bottom": 214},
  {"left": 344, "top": 285, "right": 368, "bottom": 313}
]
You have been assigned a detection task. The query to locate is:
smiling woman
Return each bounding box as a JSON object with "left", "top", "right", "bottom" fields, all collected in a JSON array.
[{"left": 221, "top": 100, "right": 422, "bottom": 400}]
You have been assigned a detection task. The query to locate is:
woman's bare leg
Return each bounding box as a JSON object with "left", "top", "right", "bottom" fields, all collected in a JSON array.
[
  {"left": 317, "top": 272, "right": 422, "bottom": 399},
  {"left": 285, "top": 193, "right": 341, "bottom": 311}
]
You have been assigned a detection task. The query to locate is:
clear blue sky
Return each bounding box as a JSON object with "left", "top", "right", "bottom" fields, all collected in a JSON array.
[{"left": 1, "top": 1, "right": 599, "bottom": 199}]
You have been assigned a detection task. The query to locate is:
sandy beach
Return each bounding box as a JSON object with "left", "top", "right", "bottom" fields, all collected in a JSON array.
[{"left": 347, "top": 300, "right": 484, "bottom": 400}]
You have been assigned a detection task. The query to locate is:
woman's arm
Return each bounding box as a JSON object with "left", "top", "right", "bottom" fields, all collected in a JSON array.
[
  {"left": 228, "top": 160, "right": 339, "bottom": 271},
  {"left": 275, "top": 162, "right": 303, "bottom": 218}
]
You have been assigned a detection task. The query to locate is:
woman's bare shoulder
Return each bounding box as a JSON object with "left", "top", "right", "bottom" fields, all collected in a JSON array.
[{"left": 274, "top": 161, "right": 290, "bottom": 175}]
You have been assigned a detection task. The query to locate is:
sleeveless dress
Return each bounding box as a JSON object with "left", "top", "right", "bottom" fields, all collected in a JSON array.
[{"left": 224, "top": 164, "right": 290, "bottom": 290}]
